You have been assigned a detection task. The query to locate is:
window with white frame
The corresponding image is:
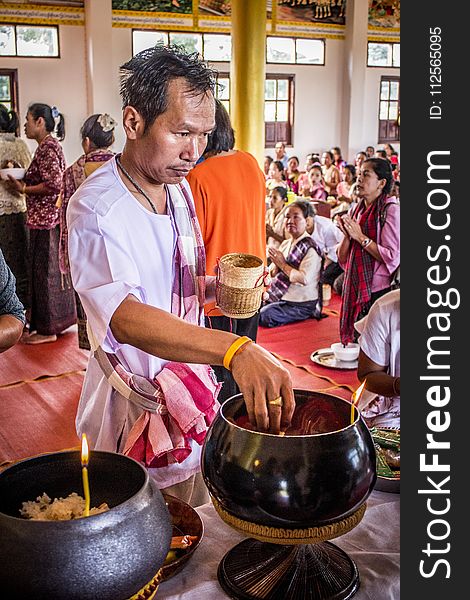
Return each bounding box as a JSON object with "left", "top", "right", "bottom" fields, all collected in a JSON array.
[
  {"left": 367, "top": 42, "right": 400, "bottom": 67},
  {"left": 266, "top": 36, "right": 324, "bottom": 65},
  {"left": 378, "top": 76, "right": 400, "bottom": 143},
  {"left": 133, "top": 30, "right": 231, "bottom": 61},
  {"left": 132, "top": 30, "right": 324, "bottom": 66},
  {"left": 0, "top": 24, "right": 59, "bottom": 57},
  {"left": 216, "top": 73, "right": 294, "bottom": 147}
]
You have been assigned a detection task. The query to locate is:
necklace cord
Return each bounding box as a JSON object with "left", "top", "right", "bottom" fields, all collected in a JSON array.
[{"left": 116, "top": 154, "right": 158, "bottom": 214}]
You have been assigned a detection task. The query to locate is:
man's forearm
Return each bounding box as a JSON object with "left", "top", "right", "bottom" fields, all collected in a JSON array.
[{"left": 110, "top": 295, "right": 238, "bottom": 365}]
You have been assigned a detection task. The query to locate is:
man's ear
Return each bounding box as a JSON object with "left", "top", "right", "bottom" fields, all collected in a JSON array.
[{"left": 122, "top": 106, "right": 145, "bottom": 140}]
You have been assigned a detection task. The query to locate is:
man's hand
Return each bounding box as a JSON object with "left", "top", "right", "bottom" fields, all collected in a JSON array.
[{"left": 230, "top": 342, "right": 294, "bottom": 434}]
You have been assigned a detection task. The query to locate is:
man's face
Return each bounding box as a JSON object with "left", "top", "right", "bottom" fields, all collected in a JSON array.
[
  {"left": 134, "top": 78, "right": 215, "bottom": 185},
  {"left": 275, "top": 143, "right": 285, "bottom": 158}
]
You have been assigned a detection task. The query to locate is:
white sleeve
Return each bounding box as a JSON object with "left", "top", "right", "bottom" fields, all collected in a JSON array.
[
  {"left": 357, "top": 302, "right": 391, "bottom": 368},
  {"left": 68, "top": 212, "right": 146, "bottom": 350}
]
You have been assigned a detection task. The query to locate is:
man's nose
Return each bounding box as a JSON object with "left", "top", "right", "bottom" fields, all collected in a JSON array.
[{"left": 182, "top": 137, "right": 200, "bottom": 162}]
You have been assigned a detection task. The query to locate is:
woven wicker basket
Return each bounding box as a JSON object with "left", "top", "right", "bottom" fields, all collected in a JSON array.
[{"left": 216, "top": 253, "right": 265, "bottom": 319}]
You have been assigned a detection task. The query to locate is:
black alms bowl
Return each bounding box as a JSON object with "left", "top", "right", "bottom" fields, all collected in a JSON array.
[
  {"left": 0, "top": 451, "right": 172, "bottom": 600},
  {"left": 202, "top": 390, "right": 377, "bottom": 529}
]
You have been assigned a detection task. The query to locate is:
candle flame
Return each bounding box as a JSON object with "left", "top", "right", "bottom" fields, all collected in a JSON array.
[
  {"left": 81, "top": 433, "right": 89, "bottom": 467},
  {"left": 352, "top": 380, "right": 366, "bottom": 405}
]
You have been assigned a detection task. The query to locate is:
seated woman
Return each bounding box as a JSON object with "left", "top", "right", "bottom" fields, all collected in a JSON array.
[
  {"left": 331, "top": 167, "right": 357, "bottom": 217},
  {"left": 355, "top": 289, "right": 400, "bottom": 428},
  {"left": 260, "top": 200, "right": 322, "bottom": 328},
  {"left": 266, "top": 160, "right": 288, "bottom": 192},
  {"left": 286, "top": 155, "right": 301, "bottom": 194},
  {"left": 266, "top": 186, "right": 288, "bottom": 250},
  {"left": 335, "top": 163, "right": 356, "bottom": 202},
  {"left": 331, "top": 146, "right": 347, "bottom": 174},
  {"left": 297, "top": 153, "right": 321, "bottom": 191},
  {"left": 264, "top": 155, "right": 273, "bottom": 179},
  {"left": 321, "top": 151, "right": 341, "bottom": 197},
  {"left": 301, "top": 163, "right": 327, "bottom": 201}
]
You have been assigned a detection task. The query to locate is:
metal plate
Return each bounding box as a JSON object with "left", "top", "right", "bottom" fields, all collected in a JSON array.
[
  {"left": 310, "top": 348, "right": 358, "bottom": 370},
  {"left": 375, "top": 473, "right": 400, "bottom": 494}
]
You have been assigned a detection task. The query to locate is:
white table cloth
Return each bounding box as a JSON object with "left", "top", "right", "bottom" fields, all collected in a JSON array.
[{"left": 158, "top": 489, "right": 400, "bottom": 600}]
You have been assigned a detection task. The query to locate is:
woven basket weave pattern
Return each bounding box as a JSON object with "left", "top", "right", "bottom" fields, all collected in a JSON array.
[{"left": 216, "top": 253, "right": 264, "bottom": 319}]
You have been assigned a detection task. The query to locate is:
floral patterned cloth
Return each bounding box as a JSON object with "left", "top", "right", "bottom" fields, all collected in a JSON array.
[{"left": 24, "top": 135, "right": 65, "bottom": 229}]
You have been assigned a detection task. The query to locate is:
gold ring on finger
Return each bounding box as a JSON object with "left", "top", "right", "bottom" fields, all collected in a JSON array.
[{"left": 268, "top": 396, "right": 283, "bottom": 407}]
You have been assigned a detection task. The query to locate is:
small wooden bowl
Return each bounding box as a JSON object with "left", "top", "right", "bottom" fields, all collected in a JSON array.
[{"left": 160, "top": 494, "right": 204, "bottom": 582}]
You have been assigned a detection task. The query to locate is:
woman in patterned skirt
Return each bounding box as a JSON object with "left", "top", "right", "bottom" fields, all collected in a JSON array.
[{"left": 7, "top": 103, "right": 76, "bottom": 344}]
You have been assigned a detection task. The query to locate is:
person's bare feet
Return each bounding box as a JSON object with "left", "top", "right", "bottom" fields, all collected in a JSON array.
[{"left": 22, "top": 333, "right": 57, "bottom": 345}]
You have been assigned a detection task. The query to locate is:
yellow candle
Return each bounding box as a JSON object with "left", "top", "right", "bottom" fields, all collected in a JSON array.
[
  {"left": 351, "top": 381, "right": 366, "bottom": 424},
  {"left": 81, "top": 433, "right": 90, "bottom": 517}
]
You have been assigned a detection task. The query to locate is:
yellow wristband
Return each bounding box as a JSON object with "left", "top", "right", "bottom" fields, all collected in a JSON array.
[{"left": 223, "top": 336, "right": 252, "bottom": 371}]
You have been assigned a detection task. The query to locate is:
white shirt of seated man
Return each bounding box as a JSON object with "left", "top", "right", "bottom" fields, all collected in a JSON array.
[{"left": 354, "top": 289, "right": 400, "bottom": 428}]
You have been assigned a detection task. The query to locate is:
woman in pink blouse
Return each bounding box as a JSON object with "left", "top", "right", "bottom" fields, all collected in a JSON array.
[
  {"left": 8, "top": 103, "right": 75, "bottom": 344},
  {"left": 337, "top": 158, "right": 400, "bottom": 344}
]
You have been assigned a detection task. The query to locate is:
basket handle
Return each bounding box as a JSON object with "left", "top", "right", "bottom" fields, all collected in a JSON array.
[{"left": 254, "top": 267, "right": 270, "bottom": 289}]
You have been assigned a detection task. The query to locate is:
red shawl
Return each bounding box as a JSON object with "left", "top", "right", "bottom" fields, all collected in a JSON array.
[{"left": 340, "top": 193, "right": 389, "bottom": 344}]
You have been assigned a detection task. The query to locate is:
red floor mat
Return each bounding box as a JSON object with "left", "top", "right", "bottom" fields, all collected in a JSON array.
[
  {"left": 257, "top": 292, "right": 359, "bottom": 393},
  {"left": 0, "top": 372, "right": 82, "bottom": 465},
  {"left": 0, "top": 328, "right": 88, "bottom": 388}
]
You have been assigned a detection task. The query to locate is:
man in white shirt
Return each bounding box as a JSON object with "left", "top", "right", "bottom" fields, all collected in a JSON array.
[
  {"left": 355, "top": 289, "right": 400, "bottom": 428},
  {"left": 67, "top": 45, "right": 294, "bottom": 505},
  {"left": 274, "top": 141, "right": 289, "bottom": 170},
  {"left": 309, "top": 212, "right": 344, "bottom": 287}
]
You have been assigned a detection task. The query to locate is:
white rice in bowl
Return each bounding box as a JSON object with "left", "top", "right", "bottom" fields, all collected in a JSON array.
[{"left": 20, "top": 492, "right": 109, "bottom": 521}]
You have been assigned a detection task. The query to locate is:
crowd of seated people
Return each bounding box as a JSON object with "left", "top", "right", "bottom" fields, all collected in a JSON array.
[
  {"left": 261, "top": 144, "right": 400, "bottom": 329},
  {"left": 3, "top": 104, "right": 400, "bottom": 345}
]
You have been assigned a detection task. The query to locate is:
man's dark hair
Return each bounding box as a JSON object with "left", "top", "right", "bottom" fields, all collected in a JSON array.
[
  {"left": 203, "top": 99, "right": 234, "bottom": 155},
  {"left": 363, "top": 158, "right": 393, "bottom": 195},
  {"left": 120, "top": 45, "right": 217, "bottom": 133}
]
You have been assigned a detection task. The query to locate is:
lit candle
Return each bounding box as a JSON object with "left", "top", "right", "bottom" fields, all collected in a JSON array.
[
  {"left": 81, "top": 433, "right": 90, "bottom": 518},
  {"left": 351, "top": 380, "right": 366, "bottom": 424}
]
